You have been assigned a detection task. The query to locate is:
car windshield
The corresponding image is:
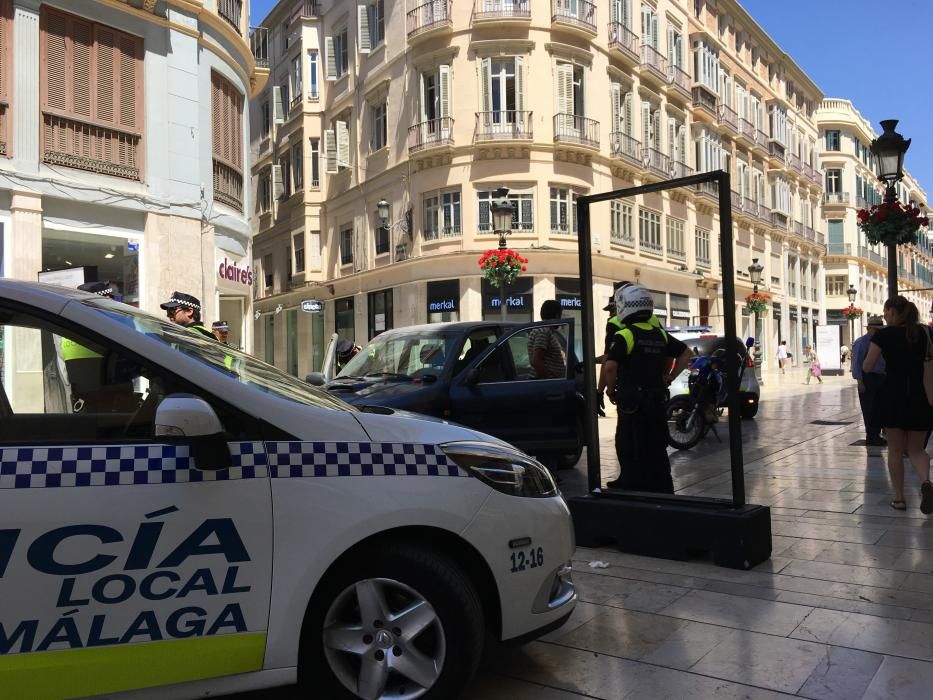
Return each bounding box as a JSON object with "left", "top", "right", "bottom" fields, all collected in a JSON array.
[
  {"left": 85, "top": 299, "right": 353, "bottom": 412},
  {"left": 339, "top": 330, "right": 456, "bottom": 379}
]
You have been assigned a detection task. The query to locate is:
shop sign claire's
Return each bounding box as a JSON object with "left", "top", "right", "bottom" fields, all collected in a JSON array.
[{"left": 218, "top": 258, "right": 253, "bottom": 286}]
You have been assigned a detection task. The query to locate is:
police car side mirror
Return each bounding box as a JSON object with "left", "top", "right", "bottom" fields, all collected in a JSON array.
[
  {"left": 306, "top": 371, "right": 326, "bottom": 386},
  {"left": 155, "top": 394, "right": 231, "bottom": 471},
  {"left": 745, "top": 337, "right": 755, "bottom": 348}
]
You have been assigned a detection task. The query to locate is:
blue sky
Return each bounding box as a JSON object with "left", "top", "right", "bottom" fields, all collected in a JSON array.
[{"left": 250, "top": 0, "right": 933, "bottom": 196}]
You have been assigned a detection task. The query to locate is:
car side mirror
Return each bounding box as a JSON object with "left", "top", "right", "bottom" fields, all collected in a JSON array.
[
  {"left": 306, "top": 371, "right": 326, "bottom": 386},
  {"left": 465, "top": 368, "right": 479, "bottom": 386},
  {"left": 155, "top": 394, "right": 230, "bottom": 471},
  {"left": 745, "top": 337, "right": 755, "bottom": 348}
]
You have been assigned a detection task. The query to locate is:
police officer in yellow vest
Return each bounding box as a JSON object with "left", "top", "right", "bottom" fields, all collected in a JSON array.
[
  {"left": 602, "top": 283, "right": 691, "bottom": 493},
  {"left": 61, "top": 281, "right": 113, "bottom": 412},
  {"left": 160, "top": 291, "right": 216, "bottom": 340}
]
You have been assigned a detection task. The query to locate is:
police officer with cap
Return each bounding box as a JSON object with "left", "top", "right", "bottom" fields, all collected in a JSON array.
[
  {"left": 335, "top": 339, "right": 362, "bottom": 373},
  {"left": 602, "top": 283, "right": 692, "bottom": 493},
  {"left": 212, "top": 320, "right": 230, "bottom": 343},
  {"left": 160, "top": 291, "right": 216, "bottom": 340},
  {"left": 63, "top": 281, "right": 122, "bottom": 411}
]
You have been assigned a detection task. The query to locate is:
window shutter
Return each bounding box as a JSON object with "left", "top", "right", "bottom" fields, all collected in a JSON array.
[
  {"left": 668, "top": 118, "right": 675, "bottom": 159},
  {"left": 667, "top": 27, "right": 675, "bottom": 65},
  {"left": 556, "top": 62, "right": 573, "bottom": 127},
  {"left": 357, "top": 4, "right": 371, "bottom": 54},
  {"left": 273, "top": 85, "right": 284, "bottom": 123},
  {"left": 678, "top": 125, "right": 686, "bottom": 164},
  {"left": 623, "top": 92, "right": 632, "bottom": 136},
  {"left": 611, "top": 0, "right": 619, "bottom": 24},
  {"left": 653, "top": 110, "right": 661, "bottom": 150},
  {"left": 116, "top": 33, "right": 142, "bottom": 133},
  {"left": 438, "top": 64, "right": 450, "bottom": 120},
  {"left": 43, "top": 9, "right": 69, "bottom": 112},
  {"left": 651, "top": 13, "right": 658, "bottom": 49},
  {"left": 623, "top": 0, "right": 631, "bottom": 28},
  {"left": 610, "top": 83, "right": 621, "bottom": 133},
  {"left": 480, "top": 58, "right": 491, "bottom": 113},
  {"left": 323, "top": 128, "right": 337, "bottom": 173},
  {"left": 71, "top": 16, "right": 93, "bottom": 119},
  {"left": 336, "top": 120, "right": 349, "bottom": 167},
  {"left": 94, "top": 26, "right": 116, "bottom": 126},
  {"left": 641, "top": 101, "right": 650, "bottom": 148},
  {"left": 272, "top": 163, "right": 284, "bottom": 199},
  {"left": 514, "top": 56, "right": 524, "bottom": 113},
  {"left": 325, "top": 36, "right": 337, "bottom": 80}
]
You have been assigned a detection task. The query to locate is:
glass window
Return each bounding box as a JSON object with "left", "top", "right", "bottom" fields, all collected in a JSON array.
[
  {"left": 452, "top": 327, "right": 497, "bottom": 375},
  {"left": 423, "top": 194, "right": 439, "bottom": 240},
  {"left": 263, "top": 314, "right": 275, "bottom": 364},
  {"left": 335, "top": 297, "right": 355, "bottom": 341},
  {"left": 340, "top": 224, "right": 353, "bottom": 266},
  {"left": 367, "top": 289, "right": 393, "bottom": 340},
  {"left": 478, "top": 190, "right": 533, "bottom": 233},
  {"left": 638, "top": 208, "right": 662, "bottom": 253},
  {"left": 309, "top": 138, "right": 320, "bottom": 188},
  {"left": 825, "top": 169, "right": 842, "bottom": 194},
  {"left": 286, "top": 308, "right": 298, "bottom": 377},
  {"left": 307, "top": 49, "right": 319, "bottom": 99},
  {"left": 263, "top": 253, "right": 273, "bottom": 289},
  {"left": 611, "top": 200, "right": 634, "bottom": 244},
  {"left": 666, "top": 216, "right": 685, "bottom": 257},
  {"left": 339, "top": 328, "right": 459, "bottom": 380},
  {"left": 368, "top": 0, "right": 385, "bottom": 46},
  {"left": 293, "top": 233, "right": 305, "bottom": 273},
  {"left": 695, "top": 226, "right": 711, "bottom": 266},
  {"left": 825, "top": 129, "right": 841, "bottom": 151},
  {"left": 291, "top": 142, "right": 303, "bottom": 189},
  {"left": 427, "top": 279, "right": 460, "bottom": 323},
  {"left": 311, "top": 310, "right": 325, "bottom": 373},
  {"left": 549, "top": 188, "right": 578, "bottom": 235},
  {"left": 335, "top": 27, "right": 349, "bottom": 78},
  {"left": 371, "top": 101, "right": 387, "bottom": 151},
  {"left": 41, "top": 229, "right": 141, "bottom": 306}
]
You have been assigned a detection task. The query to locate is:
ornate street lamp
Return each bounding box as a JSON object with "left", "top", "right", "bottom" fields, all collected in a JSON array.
[
  {"left": 376, "top": 198, "right": 390, "bottom": 228},
  {"left": 847, "top": 283, "right": 858, "bottom": 346},
  {"left": 490, "top": 187, "right": 515, "bottom": 319},
  {"left": 869, "top": 120, "right": 911, "bottom": 298},
  {"left": 748, "top": 258, "right": 764, "bottom": 382}
]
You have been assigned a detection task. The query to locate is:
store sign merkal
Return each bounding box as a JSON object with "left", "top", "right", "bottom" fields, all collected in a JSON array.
[
  {"left": 300, "top": 300, "right": 323, "bottom": 313},
  {"left": 218, "top": 257, "right": 253, "bottom": 286},
  {"left": 557, "top": 294, "right": 581, "bottom": 310}
]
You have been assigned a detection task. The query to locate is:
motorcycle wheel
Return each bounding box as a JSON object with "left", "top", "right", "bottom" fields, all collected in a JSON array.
[{"left": 666, "top": 395, "right": 705, "bottom": 450}]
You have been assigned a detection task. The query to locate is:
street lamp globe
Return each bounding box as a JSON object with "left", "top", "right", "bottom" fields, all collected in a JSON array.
[
  {"left": 847, "top": 284, "right": 857, "bottom": 304},
  {"left": 376, "top": 198, "right": 390, "bottom": 228},
  {"left": 748, "top": 258, "right": 763, "bottom": 288},
  {"left": 869, "top": 120, "right": 910, "bottom": 188},
  {"left": 490, "top": 187, "right": 514, "bottom": 249}
]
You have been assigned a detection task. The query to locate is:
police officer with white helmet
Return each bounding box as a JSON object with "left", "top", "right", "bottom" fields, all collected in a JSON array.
[{"left": 602, "top": 283, "right": 692, "bottom": 492}]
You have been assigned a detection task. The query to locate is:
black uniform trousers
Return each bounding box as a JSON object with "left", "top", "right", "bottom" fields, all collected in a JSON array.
[
  {"left": 614, "top": 387, "right": 674, "bottom": 494},
  {"left": 859, "top": 372, "right": 884, "bottom": 440}
]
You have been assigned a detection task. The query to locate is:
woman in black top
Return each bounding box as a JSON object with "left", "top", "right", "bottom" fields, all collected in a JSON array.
[{"left": 863, "top": 296, "right": 933, "bottom": 513}]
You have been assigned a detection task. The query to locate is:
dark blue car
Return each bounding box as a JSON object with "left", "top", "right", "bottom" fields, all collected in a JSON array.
[{"left": 313, "top": 320, "right": 584, "bottom": 466}]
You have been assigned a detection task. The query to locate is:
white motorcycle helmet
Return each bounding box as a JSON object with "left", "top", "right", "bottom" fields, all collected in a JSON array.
[{"left": 613, "top": 283, "right": 654, "bottom": 323}]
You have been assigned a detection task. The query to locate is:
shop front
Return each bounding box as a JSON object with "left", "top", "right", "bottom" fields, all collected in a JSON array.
[
  {"left": 40, "top": 228, "right": 141, "bottom": 306},
  {"left": 427, "top": 280, "right": 460, "bottom": 323},
  {"left": 216, "top": 250, "right": 254, "bottom": 352},
  {"left": 481, "top": 277, "right": 533, "bottom": 322},
  {"left": 650, "top": 289, "right": 668, "bottom": 328},
  {"left": 555, "top": 277, "right": 582, "bottom": 360}
]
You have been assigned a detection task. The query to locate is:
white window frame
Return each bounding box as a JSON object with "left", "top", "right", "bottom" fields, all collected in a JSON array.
[
  {"left": 549, "top": 187, "right": 579, "bottom": 235},
  {"left": 309, "top": 137, "right": 320, "bottom": 188},
  {"left": 610, "top": 200, "right": 634, "bottom": 244},
  {"left": 291, "top": 142, "right": 303, "bottom": 189},
  {"left": 370, "top": 101, "right": 387, "bottom": 152},
  {"left": 638, "top": 208, "right": 662, "bottom": 253},
  {"left": 293, "top": 232, "right": 305, "bottom": 274},
  {"left": 307, "top": 49, "right": 319, "bottom": 100},
  {"left": 666, "top": 216, "right": 685, "bottom": 257},
  {"left": 340, "top": 223, "right": 354, "bottom": 266},
  {"left": 478, "top": 189, "right": 533, "bottom": 233}
]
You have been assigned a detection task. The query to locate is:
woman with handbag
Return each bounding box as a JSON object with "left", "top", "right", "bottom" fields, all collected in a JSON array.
[{"left": 863, "top": 296, "right": 933, "bottom": 513}]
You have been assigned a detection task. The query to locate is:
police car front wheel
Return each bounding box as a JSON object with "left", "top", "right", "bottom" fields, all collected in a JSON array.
[{"left": 300, "top": 543, "right": 485, "bottom": 699}]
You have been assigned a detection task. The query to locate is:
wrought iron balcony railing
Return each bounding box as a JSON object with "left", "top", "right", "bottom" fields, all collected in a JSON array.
[
  {"left": 640, "top": 44, "right": 667, "bottom": 80},
  {"left": 643, "top": 146, "right": 669, "bottom": 176},
  {"left": 408, "top": 0, "right": 453, "bottom": 39},
  {"left": 473, "top": 0, "right": 530, "bottom": 20},
  {"left": 610, "top": 131, "right": 641, "bottom": 164},
  {"left": 553, "top": 113, "right": 599, "bottom": 149},
  {"left": 408, "top": 118, "right": 454, "bottom": 153},
  {"left": 823, "top": 192, "right": 850, "bottom": 204},
  {"left": 607, "top": 21, "right": 638, "bottom": 60},
  {"left": 474, "top": 111, "right": 533, "bottom": 141},
  {"left": 719, "top": 104, "right": 737, "bottom": 132},
  {"left": 218, "top": 0, "right": 242, "bottom": 32},
  {"left": 43, "top": 112, "right": 141, "bottom": 182},
  {"left": 552, "top": 0, "right": 597, "bottom": 33},
  {"left": 668, "top": 64, "right": 690, "bottom": 97}
]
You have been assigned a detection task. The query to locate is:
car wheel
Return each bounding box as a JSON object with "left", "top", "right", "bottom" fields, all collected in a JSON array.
[{"left": 300, "top": 543, "right": 485, "bottom": 700}]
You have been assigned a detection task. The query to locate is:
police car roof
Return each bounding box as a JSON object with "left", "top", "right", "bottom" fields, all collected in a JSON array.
[{"left": 0, "top": 279, "right": 97, "bottom": 313}]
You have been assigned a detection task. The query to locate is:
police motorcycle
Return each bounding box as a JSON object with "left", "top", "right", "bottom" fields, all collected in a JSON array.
[{"left": 666, "top": 337, "right": 755, "bottom": 450}]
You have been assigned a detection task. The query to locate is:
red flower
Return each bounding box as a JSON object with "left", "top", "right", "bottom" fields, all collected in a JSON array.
[{"left": 521, "top": 265, "right": 527, "bottom": 271}]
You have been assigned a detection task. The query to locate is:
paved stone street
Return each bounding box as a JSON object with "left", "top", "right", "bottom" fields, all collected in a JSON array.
[{"left": 239, "top": 366, "right": 933, "bottom": 699}]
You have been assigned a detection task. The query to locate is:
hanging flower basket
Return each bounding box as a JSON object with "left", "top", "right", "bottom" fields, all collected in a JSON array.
[
  {"left": 744, "top": 292, "right": 770, "bottom": 315},
  {"left": 478, "top": 248, "right": 528, "bottom": 288},
  {"left": 856, "top": 201, "right": 929, "bottom": 246},
  {"left": 842, "top": 305, "right": 864, "bottom": 320}
]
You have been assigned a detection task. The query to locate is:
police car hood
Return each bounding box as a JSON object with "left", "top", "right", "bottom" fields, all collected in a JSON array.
[{"left": 351, "top": 408, "right": 512, "bottom": 448}]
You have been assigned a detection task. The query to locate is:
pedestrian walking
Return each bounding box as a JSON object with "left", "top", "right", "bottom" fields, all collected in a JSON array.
[
  {"left": 862, "top": 296, "right": 933, "bottom": 514},
  {"left": 851, "top": 316, "right": 886, "bottom": 446},
  {"left": 528, "top": 300, "right": 567, "bottom": 379},
  {"left": 803, "top": 345, "right": 822, "bottom": 384},
  {"left": 840, "top": 344, "right": 849, "bottom": 365},
  {"left": 602, "top": 284, "right": 692, "bottom": 493},
  {"left": 160, "top": 291, "right": 216, "bottom": 340},
  {"left": 776, "top": 341, "right": 788, "bottom": 374}
]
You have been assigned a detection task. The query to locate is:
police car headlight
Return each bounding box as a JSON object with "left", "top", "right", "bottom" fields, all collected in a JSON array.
[{"left": 440, "top": 442, "right": 558, "bottom": 498}]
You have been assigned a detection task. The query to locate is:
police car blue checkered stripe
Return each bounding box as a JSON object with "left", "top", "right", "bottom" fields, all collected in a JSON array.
[
  {"left": 265, "top": 441, "right": 465, "bottom": 478},
  {"left": 0, "top": 441, "right": 465, "bottom": 488}
]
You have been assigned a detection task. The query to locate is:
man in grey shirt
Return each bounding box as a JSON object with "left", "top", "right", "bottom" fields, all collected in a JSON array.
[{"left": 851, "top": 315, "right": 886, "bottom": 446}]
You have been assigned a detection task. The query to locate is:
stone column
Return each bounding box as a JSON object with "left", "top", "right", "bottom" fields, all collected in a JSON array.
[
  {"left": 13, "top": 0, "right": 40, "bottom": 171},
  {"left": 9, "top": 191, "right": 43, "bottom": 410}
]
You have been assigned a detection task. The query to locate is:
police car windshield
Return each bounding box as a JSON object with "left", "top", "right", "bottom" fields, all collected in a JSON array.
[
  {"left": 339, "top": 330, "right": 455, "bottom": 379},
  {"left": 87, "top": 301, "right": 352, "bottom": 412}
]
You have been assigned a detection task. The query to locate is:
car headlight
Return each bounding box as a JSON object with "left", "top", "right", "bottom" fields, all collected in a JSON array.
[{"left": 440, "top": 441, "right": 558, "bottom": 498}]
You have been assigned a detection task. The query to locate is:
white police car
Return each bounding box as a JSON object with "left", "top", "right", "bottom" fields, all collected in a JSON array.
[{"left": 0, "top": 281, "right": 575, "bottom": 699}]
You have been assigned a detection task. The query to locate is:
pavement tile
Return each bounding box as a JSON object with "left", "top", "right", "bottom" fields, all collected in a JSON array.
[
  {"left": 779, "top": 559, "right": 909, "bottom": 589},
  {"left": 775, "top": 590, "right": 914, "bottom": 622},
  {"left": 551, "top": 606, "right": 689, "bottom": 660},
  {"left": 467, "top": 673, "right": 591, "bottom": 699},
  {"left": 797, "top": 646, "right": 885, "bottom": 700},
  {"left": 791, "top": 608, "right": 933, "bottom": 661},
  {"left": 861, "top": 655, "right": 933, "bottom": 700},
  {"left": 658, "top": 589, "right": 813, "bottom": 636}
]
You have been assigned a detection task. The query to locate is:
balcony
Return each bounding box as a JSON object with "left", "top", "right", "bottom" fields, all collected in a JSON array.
[
  {"left": 671, "top": 161, "right": 693, "bottom": 179},
  {"left": 691, "top": 87, "right": 717, "bottom": 120},
  {"left": 771, "top": 211, "right": 788, "bottom": 229},
  {"left": 408, "top": 118, "right": 454, "bottom": 154},
  {"left": 217, "top": 0, "right": 242, "bottom": 33},
  {"left": 43, "top": 112, "right": 141, "bottom": 182},
  {"left": 608, "top": 22, "right": 639, "bottom": 62},
  {"left": 808, "top": 166, "right": 822, "bottom": 186},
  {"left": 643, "top": 146, "right": 669, "bottom": 177},
  {"left": 730, "top": 190, "right": 742, "bottom": 211},
  {"left": 856, "top": 195, "right": 868, "bottom": 209},
  {"left": 551, "top": 0, "right": 597, "bottom": 35},
  {"left": 289, "top": 0, "right": 322, "bottom": 22},
  {"left": 474, "top": 111, "right": 533, "bottom": 142},
  {"left": 250, "top": 27, "right": 269, "bottom": 68},
  {"left": 640, "top": 44, "right": 667, "bottom": 83},
  {"left": 793, "top": 220, "right": 804, "bottom": 236},
  {"left": 472, "top": 0, "right": 530, "bottom": 22},
  {"left": 823, "top": 192, "right": 850, "bottom": 205},
  {"left": 719, "top": 104, "right": 738, "bottom": 133},
  {"left": 695, "top": 180, "right": 718, "bottom": 201},
  {"left": 668, "top": 65, "right": 690, "bottom": 99},
  {"left": 213, "top": 159, "right": 243, "bottom": 210},
  {"left": 737, "top": 118, "right": 755, "bottom": 144},
  {"left": 768, "top": 141, "right": 785, "bottom": 163},
  {"left": 756, "top": 203, "right": 771, "bottom": 224},
  {"left": 753, "top": 129, "right": 769, "bottom": 153},
  {"left": 788, "top": 153, "right": 802, "bottom": 173},
  {"left": 407, "top": 0, "right": 452, "bottom": 41},
  {"left": 553, "top": 114, "right": 599, "bottom": 150},
  {"left": 609, "top": 131, "right": 642, "bottom": 166}
]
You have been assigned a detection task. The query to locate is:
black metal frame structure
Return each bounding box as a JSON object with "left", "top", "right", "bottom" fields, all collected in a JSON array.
[{"left": 570, "top": 169, "right": 771, "bottom": 569}]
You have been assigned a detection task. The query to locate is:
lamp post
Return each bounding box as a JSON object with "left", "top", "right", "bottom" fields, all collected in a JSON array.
[
  {"left": 846, "top": 283, "right": 858, "bottom": 346},
  {"left": 748, "top": 258, "right": 764, "bottom": 383},
  {"left": 869, "top": 120, "right": 911, "bottom": 300},
  {"left": 489, "top": 187, "right": 515, "bottom": 320}
]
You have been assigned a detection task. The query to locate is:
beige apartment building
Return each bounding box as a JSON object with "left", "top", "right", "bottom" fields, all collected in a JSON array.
[
  {"left": 250, "top": 0, "right": 826, "bottom": 376},
  {"left": 816, "top": 98, "right": 932, "bottom": 345}
]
